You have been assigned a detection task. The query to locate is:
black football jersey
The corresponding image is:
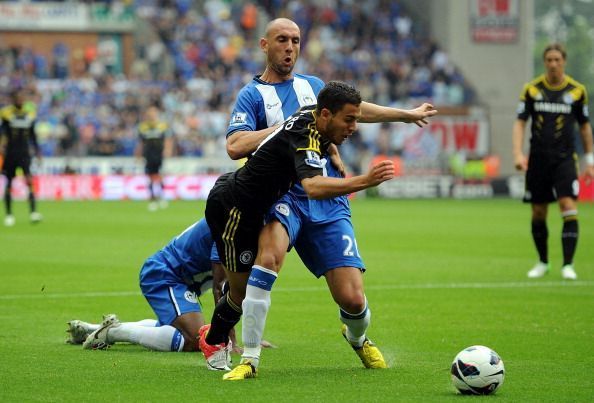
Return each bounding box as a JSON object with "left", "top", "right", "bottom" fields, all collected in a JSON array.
[
  {"left": 517, "top": 74, "right": 589, "bottom": 158},
  {"left": 217, "top": 105, "right": 330, "bottom": 214},
  {"left": 1, "top": 105, "right": 38, "bottom": 157},
  {"left": 137, "top": 120, "right": 169, "bottom": 160}
]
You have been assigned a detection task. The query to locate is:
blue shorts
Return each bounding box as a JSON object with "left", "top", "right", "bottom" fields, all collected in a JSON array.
[
  {"left": 139, "top": 253, "right": 203, "bottom": 326},
  {"left": 266, "top": 193, "right": 365, "bottom": 278}
]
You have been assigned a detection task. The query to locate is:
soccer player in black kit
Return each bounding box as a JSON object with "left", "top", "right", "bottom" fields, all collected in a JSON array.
[
  {"left": 513, "top": 43, "right": 594, "bottom": 280},
  {"left": 136, "top": 106, "right": 172, "bottom": 211},
  {"left": 0, "top": 89, "right": 42, "bottom": 227},
  {"left": 198, "top": 81, "right": 395, "bottom": 379}
]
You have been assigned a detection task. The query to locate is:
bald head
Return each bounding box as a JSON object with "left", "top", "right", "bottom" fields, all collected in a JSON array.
[{"left": 264, "top": 18, "right": 300, "bottom": 39}]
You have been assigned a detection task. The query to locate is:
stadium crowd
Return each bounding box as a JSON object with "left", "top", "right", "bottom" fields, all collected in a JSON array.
[{"left": 0, "top": 0, "right": 475, "bottom": 172}]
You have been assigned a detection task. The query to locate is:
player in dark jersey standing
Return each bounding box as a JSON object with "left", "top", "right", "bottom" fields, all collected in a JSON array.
[
  {"left": 513, "top": 43, "right": 594, "bottom": 280},
  {"left": 0, "top": 89, "right": 42, "bottom": 227},
  {"left": 198, "top": 81, "right": 395, "bottom": 378},
  {"left": 136, "top": 106, "right": 172, "bottom": 211}
]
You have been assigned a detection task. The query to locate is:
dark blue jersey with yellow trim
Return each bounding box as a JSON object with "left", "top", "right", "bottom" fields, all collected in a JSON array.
[
  {"left": 215, "top": 105, "right": 330, "bottom": 215},
  {"left": 516, "top": 74, "right": 589, "bottom": 158},
  {"left": 137, "top": 120, "right": 170, "bottom": 160},
  {"left": 0, "top": 105, "right": 38, "bottom": 157}
]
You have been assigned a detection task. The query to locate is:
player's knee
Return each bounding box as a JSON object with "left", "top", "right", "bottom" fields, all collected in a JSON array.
[
  {"left": 257, "top": 249, "right": 283, "bottom": 272},
  {"left": 337, "top": 292, "right": 366, "bottom": 313}
]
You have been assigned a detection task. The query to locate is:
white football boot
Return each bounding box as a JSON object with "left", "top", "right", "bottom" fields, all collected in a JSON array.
[
  {"left": 561, "top": 264, "right": 577, "bottom": 280},
  {"left": 30, "top": 211, "right": 43, "bottom": 223},
  {"left": 66, "top": 320, "right": 96, "bottom": 344},
  {"left": 83, "top": 314, "right": 121, "bottom": 350},
  {"left": 4, "top": 215, "right": 15, "bottom": 227},
  {"left": 527, "top": 262, "right": 549, "bottom": 278}
]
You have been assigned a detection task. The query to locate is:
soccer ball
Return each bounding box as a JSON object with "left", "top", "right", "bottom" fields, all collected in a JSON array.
[{"left": 450, "top": 345, "right": 505, "bottom": 395}]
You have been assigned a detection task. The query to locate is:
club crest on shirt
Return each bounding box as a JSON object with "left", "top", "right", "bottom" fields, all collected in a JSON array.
[
  {"left": 184, "top": 290, "right": 198, "bottom": 303},
  {"left": 562, "top": 93, "right": 574, "bottom": 105},
  {"left": 305, "top": 150, "right": 323, "bottom": 168},
  {"left": 230, "top": 112, "right": 247, "bottom": 126},
  {"left": 302, "top": 95, "right": 315, "bottom": 105},
  {"left": 240, "top": 250, "right": 254, "bottom": 264},
  {"left": 275, "top": 203, "right": 290, "bottom": 217}
]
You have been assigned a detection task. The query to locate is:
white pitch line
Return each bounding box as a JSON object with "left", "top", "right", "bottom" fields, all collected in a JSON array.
[{"left": 1, "top": 280, "right": 592, "bottom": 300}]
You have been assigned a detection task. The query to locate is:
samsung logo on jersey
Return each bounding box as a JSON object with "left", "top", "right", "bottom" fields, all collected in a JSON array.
[
  {"left": 9, "top": 118, "right": 34, "bottom": 129},
  {"left": 533, "top": 102, "right": 571, "bottom": 114}
]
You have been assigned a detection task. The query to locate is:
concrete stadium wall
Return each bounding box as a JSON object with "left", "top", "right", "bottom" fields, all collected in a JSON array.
[{"left": 404, "top": 0, "right": 534, "bottom": 175}]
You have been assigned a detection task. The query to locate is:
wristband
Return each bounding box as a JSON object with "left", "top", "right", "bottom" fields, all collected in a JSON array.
[{"left": 585, "top": 152, "right": 594, "bottom": 166}]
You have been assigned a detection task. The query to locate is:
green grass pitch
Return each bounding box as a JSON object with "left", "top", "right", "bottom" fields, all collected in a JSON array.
[{"left": 1, "top": 198, "right": 593, "bottom": 402}]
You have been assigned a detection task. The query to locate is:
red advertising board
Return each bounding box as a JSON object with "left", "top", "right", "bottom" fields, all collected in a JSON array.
[
  {"left": 470, "top": 0, "right": 519, "bottom": 43},
  {"left": 0, "top": 175, "right": 219, "bottom": 201}
]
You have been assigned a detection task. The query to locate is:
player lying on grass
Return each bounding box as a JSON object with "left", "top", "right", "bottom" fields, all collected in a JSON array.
[{"left": 66, "top": 218, "right": 273, "bottom": 354}]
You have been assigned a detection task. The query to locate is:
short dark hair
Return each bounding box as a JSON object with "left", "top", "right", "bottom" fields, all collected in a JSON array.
[
  {"left": 543, "top": 43, "right": 566, "bottom": 60},
  {"left": 316, "top": 81, "right": 362, "bottom": 114}
]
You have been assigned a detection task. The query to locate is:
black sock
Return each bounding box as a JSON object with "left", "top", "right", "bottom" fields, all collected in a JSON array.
[
  {"left": 562, "top": 218, "right": 578, "bottom": 266},
  {"left": 531, "top": 220, "right": 548, "bottom": 264},
  {"left": 205, "top": 293, "right": 242, "bottom": 345},
  {"left": 149, "top": 181, "right": 156, "bottom": 200},
  {"left": 4, "top": 180, "right": 12, "bottom": 215},
  {"left": 28, "top": 189, "right": 37, "bottom": 213}
]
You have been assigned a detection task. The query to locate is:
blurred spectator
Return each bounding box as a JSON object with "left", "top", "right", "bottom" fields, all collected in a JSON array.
[{"left": 0, "top": 0, "right": 476, "bottom": 175}]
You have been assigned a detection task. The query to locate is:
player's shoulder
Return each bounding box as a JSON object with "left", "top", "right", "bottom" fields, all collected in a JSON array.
[
  {"left": 295, "top": 73, "right": 325, "bottom": 87},
  {"left": 520, "top": 75, "right": 545, "bottom": 100},
  {"left": 0, "top": 105, "right": 14, "bottom": 119},
  {"left": 286, "top": 107, "right": 317, "bottom": 136},
  {"left": 565, "top": 75, "right": 588, "bottom": 93},
  {"left": 157, "top": 121, "right": 169, "bottom": 131},
  {"left": 138, "top": 121, "right": 149, "bottom": 131},
  {"left": 564, "top": 75, "right": 589, "bottom": 103},
  {"left": 294, "top": 73, "right": 325, "bottom": 90}
]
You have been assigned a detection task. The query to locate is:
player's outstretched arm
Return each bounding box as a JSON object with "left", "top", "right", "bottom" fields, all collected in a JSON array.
[
  {"left": 301, "top": 160, "right": 394, "bottom": 200},
  {"left": 359, "top": 101, "right": 437, "bottom": 127},
  {"left": 226, "top": 125, "right": 280, "bottom": 160}
]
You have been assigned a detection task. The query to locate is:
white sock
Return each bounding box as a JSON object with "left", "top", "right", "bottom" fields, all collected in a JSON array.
[
  {"left": 132, "top": 319, "right": 159, "bottom": 327},
  {"left": 241, "top": 265, "right": 277, "bottom": 367},
  {"left": 108, "top": 324, "right": 184, "bottom": 352},
  {"left": 339, "top": 300, "right": 371, "bottom": 348}
]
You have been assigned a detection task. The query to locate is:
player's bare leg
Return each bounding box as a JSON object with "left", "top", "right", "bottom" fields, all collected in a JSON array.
[
  {"left": 325, "top": 267, "right": 387, "bottom": 368},
  {"left": 172, "top": 312, "right": 205, "bottom": 351}
]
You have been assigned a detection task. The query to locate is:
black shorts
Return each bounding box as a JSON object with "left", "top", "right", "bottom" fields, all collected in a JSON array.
[
  {"left": 145, "top": 158, "right": 163, "bottom": 175},
  {"left": 523, "top": 155, "right": 578, "bottom": 203},
  {"left": 2, "top": 154, "right": 31, "bottom": 179},
  {"left": 205, "top": 178, "right": 260, "bottom": 273}
]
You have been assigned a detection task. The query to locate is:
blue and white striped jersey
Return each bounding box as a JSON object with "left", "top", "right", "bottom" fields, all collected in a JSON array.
[
  {"left": 226, "top": 74, "right": 351, "bottom": 222},
  {"left": 157, "top": 218, "right": 218, "bottom": 296}
]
